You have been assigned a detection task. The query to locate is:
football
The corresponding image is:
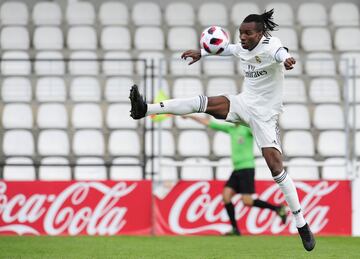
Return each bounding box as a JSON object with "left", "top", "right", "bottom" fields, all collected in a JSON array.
[{"left": 200, "top": 26, "right": 230, "bottom": 55}]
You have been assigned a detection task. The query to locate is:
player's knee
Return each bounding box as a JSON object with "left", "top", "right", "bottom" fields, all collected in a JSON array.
[{"left": 242, "top": 195, "right": 253, "bottom": 206}]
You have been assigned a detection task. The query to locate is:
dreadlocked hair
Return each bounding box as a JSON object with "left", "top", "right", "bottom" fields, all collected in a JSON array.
[{"left": 243, "top": 9, "right": 278, "bottom": 37}]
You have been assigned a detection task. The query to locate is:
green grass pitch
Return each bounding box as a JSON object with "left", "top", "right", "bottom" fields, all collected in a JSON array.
[{"left": 0, "top": 236, "right": 359, "bottom": 259}]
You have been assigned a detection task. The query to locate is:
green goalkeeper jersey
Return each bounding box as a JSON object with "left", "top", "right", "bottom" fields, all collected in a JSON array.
[{"left": 209, "top": 120, "right": 255, "bottom": 170}]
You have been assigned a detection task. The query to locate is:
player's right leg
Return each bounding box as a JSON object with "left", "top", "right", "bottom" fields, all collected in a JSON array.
[
  {"left": 129, "top": 84, "right": 229, "bottom": 120},
  {"left": 223, "top": 186, "right": 240, "bottom": 235}
]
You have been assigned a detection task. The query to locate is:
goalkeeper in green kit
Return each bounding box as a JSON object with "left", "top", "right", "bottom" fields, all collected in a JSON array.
[{"left": 185, "top": 115, "right": 287, "bottom": 235}]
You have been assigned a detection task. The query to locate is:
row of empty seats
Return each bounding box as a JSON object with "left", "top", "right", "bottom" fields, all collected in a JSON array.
[
  {"left": 1, "top": 51, "right": 360, "bottom": 76},
  {"left": 3, "top": 129, "right": 360, "bottom": 158},
  {"left": 2, "top": 76, "right": 359, "bottom": 104},
  {"left": 1, "top": 1, "right": 358, "bottom": 27},
  {"left": 2, "top": 103, "right": 359, "bottom": 130},
  {"left": 1, "top": 156, "right": 352, "bottom": 181},
  {"left": 2, "top": 25, "right": 360, "bottom": 52}
]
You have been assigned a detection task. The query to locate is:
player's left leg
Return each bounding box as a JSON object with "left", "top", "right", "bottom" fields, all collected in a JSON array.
[
  {"left": 223, "top": 187, "right": 240, "bottom": 235},
  {"left": 129, "top": 85, "right": 230, "bottom": 120}
]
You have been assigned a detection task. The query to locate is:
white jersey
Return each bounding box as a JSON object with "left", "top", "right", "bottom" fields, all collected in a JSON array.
[{"left": 204, "top": 36, "right": 286, "bottom": 121}]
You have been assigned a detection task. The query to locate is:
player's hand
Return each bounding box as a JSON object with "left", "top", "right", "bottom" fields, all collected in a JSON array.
[
  {"left": 284, "top": 57, "right": 296, "bottom": 70},
  {"left": 181, "top": 50, "right": 201, "bottom": 65}
]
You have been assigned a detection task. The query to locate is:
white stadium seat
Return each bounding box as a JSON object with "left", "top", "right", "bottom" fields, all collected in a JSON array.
[
  {"left": 106, "top": 104, "right": 137, "bottom": 129},
  {"left": 305, "top": 52, "right": 336, "bottom": 76},
  {"left": 134, "top": 27, "right": 164, "bottom": 50},
  {"left": 198, "top": 3, "right": 228, "bottom": 26},
  {"left": 283, "top": 130, "right": 315, "bottom": 157},
  {"left": 67, "top": 26, "right": 97, "bottom": 50},
  {"left": 110, "top": 157, "right": 143, "bottom": 180},
  {"left": 99, "top": 2, "right": 129, "bottom": 25},
  {"left": 66, "top": 2, "right": 95, "bottom": 25},
  {"left": 69, "top": 51, "right": 99, "bottom": 75},
  {"left": 103, "top": 51, "right": 133, "bottom": 76},
  {"left": 301, "top": 28, "right": 332, "bottom": 51},
  {"left": 280, "top": 104, "right": 310, "bottom": 130},
  {"left": 313, "top": 105, "right": 344, "bottom": 130},
  {"left": 318, "top": 131, "right": 346, "bottom": 157},
  {"left": 72, "top": 104, "right": 103, "bottom": 129},
  {"left": 35, "top": 51, "right": 65, "bottom": 75},
  {"left": 2, "top": 104, "right": 32, "bottom": 129},
  {"left": 145, "top": 157, "right": 178, "bottom": 181},
  {"left": 167, "top": 27, "right": 197, "bottom": 51},
  {"left": 178, "top": 130, "right": 210, "bottom": 156},
  {"left": 172, "top": 78, "right": 204, "bottom": 98},
  {"left": 330, "top": 3, "right": 359, "bottom": 26},
  {"left": 0, "top": 2, "right": 28, "bottom": 25},
  {"left": 165, "top": 2, "right": 195, "bottom": 26},
  {"left": 143, "top": 115, "right": 173, "bottom": 130},
  {"left": 3, "top": 130, "right": 34, "bottom": 156},
  {"left": 2, "top": 77, "right": 32, "bottom": 102},
  {"left": 181, "top": 157, "right": 213, "bottom": 180},
  {"left": 213, "top": 131, "right": 231, "bottom": 156},
  {"left": 322, "top": 158, "right": 348, "bottom": 180},
  {"left": 1, "top": 51, "right": 31, "bottom": 75},
  {"left": 136, "top": 51, "right": 167, "bottom": 76},
  {"left": 231, "top": 3, "right": 260, "bottom": 26},
  {"left": 297, "top": 3, "right": 327, "bottom": 26},
  {"left": 339, "top": 52, "right": 360, "bottom": 76},
  {"left": 349, "top": 105, "right": 360, "bottom": 129},
  {"left": 264, "top": 3, "right": 294, "bottom": 26},
  {"left": 356, "top": 132, "right": 360, "bottom": 156},
  {"left": 32, "top": 2, "right": 62, "bottom": 25},
  {"left": 170, "top": 52, "right": 201, "bottom": 76},
  {"left": 108, "top": 130, "right": 140, "bottom": 156},
  {"left": 36, "top": 77, "right": 66, "bottom": 102},
  {"left": 72, "top": 130, "right": 105, "bottom": 156},
  {"left": 39, "top": 157, "right": 71, "bottom": 181},
  {"left": 3, "top": 157, "right": 35, "bottom": 181},
  {"left": 101, "top": 26, "right": 131, "bottom": 50},
  {"left": 37, "top": 104, "right": 68, "bottom": 129},
  {"left": 335, "top": 28, "right": 360, "bottom": 51},
  {"left": 346, "top": 78, "right": 360, "bottom": 103},
  {"left": 309, "top": 78, "right": 341, "bottom": 104},
  {"left": 38, "top": 130, "right": 70, "bottom": 156},
  {"left": 282, "top": 78, "right": 307, "bottom": 103},
  {"left": 287, "top": 158, "right": 319, "bottom": 180},
  {"left": 105, "top": 77, "right": 134, "bottom": 102},
  {"left": 74, "top": 157, "right": 107, "bottom": 180},
  {"left": 271, "top": 28, "right": 298, "bottom": 51},
  {"left": 132, "top": 2, "right": 161, "bottom": 26},
  {"left": 145, "top": 130, "right": 175, "bottom": 156},
  {"left": 1, "top": 26, "right": 29, "bottom": 50},
  {"left": 255, "top": 157, "right": 273, "bottom": 180},
  {"left": 215, "top": 157, "right": 232, "bottom": 180},
  {"left": 207, "top": 78, "right": 238, "bottom": 96},
  {"left": 70, "top": 77, "right": 101, "bottom": 102},
  {"left": 33, "top": 27, "right": 63, "bottom": 50}
]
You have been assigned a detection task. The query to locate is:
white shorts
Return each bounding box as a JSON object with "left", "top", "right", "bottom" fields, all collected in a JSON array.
[{"left": 224, "top": 94, "right": 282, "bottom": 153}]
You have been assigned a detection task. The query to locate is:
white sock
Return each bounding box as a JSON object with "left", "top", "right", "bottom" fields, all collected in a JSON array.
[
  {"left": 273, "top": 170, "right": 306, "bottom": 228},
  {"left": 146, "top": 95, "right": 208, "bottom": 116}
]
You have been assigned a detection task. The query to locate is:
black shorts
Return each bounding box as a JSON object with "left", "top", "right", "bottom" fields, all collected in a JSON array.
[{"left": 225, "top": 168, "right": 255, "bottom": 194}]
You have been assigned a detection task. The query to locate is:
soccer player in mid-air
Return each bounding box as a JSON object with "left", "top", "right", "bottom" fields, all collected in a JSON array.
[{"left": 129, "top": 9, "right": 316, "bottom": 251}]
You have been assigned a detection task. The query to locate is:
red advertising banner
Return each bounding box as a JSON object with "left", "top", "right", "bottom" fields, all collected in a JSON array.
[
  {"left": 154, "top": 180, "right": 352, "bottom": 235},
  {"left": 0, "top": 181, "right": 152, "bottom": 236}
]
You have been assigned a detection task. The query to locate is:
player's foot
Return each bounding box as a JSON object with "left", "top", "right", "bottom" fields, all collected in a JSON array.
[
  {"left": 297, "top": 223, "right": 316, "bottom": 251},
  {"left": 224, "top": 229, "right": 241, "bottom": 236},
  {"left": 129, "top": 84, "right": 147, "bottom": 119},
  {"left": 276, "top": 205, "right": 287, "bottom": 224}
]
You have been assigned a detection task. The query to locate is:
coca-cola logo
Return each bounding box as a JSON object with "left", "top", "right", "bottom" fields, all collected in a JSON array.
[
  {"left": 168, "top": 181, "right": 340, "bottom": 235},
  {"left": 0, "top": 182, "right": 137, "bottom": 235}
]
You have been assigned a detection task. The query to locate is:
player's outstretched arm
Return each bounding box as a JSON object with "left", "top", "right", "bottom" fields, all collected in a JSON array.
[{"left": 181, "top": 49, "right": 201, "bottom": 65}]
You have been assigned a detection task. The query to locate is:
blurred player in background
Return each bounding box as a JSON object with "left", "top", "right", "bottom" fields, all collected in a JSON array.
[
  {"left": 184, "top": 115, "right": 287, "bottom": 236},
  {"left": 130, "top": 9, "right": 315, "bottom": 251}
]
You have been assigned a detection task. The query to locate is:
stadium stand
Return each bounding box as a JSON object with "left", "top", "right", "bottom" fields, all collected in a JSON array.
[{"left": 0, "top": 0, "right": 359, "bottom": 181}]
